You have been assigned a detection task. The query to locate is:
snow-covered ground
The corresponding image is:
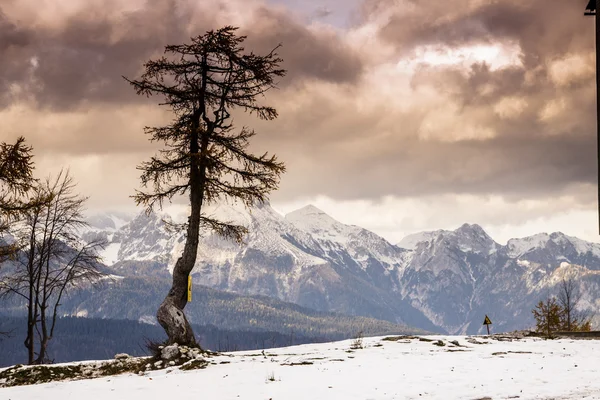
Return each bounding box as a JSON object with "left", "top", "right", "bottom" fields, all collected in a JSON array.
[{"left": 3, "top": 335, "right": 600, "bottom": 399}]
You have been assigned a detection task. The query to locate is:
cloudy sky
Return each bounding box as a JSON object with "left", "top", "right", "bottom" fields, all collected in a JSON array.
[{"left": 1, "top": 0, "right": 598, "bottom": 244}]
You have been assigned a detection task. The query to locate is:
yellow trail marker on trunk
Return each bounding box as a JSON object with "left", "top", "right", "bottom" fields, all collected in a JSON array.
[{"left": 187, "top": 276, "right": 192, "bottom": 302}]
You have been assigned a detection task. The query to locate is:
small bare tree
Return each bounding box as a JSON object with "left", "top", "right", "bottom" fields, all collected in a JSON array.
[
  {"left": 557, "top": 277, "right": 580, "bottom": 331},
  {"left": 0, "top": 171, "right": 105, "bottom": 364},
  {"left": 557, "top": 277, "right": 592, "bottom": 332},
  {"left": 125, "top": 26, "right": 285, "bottom": 346}
]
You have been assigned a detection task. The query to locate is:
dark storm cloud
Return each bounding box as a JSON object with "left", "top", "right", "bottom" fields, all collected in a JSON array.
[
  {"left": 0, "top": 0, "right": 209, "bottom": 110},
  {"left": 365, "top": 0, "right": 594, "bottom": 61},
  {"left": 0, "top": 10, "right": 30, "bottom": 50},
  {"left": 272, "top": 128, "right": 596, "bottom": 201},
  {"left": 0, "top": 0, "right": 363, "bottom": 111},
  {"left": 363, "top": 0, "right": 595, "bottom": 102},
  {"left": 258, "top": 45, "right": 596, "bottom": 202},
  {"left": 243, "top": 6, "right": 364, "bottom": 84},
  {"left": 3, "top": 0, "right": 596, "bottom": 207},
  {"left": 409, "top": 61, "right": 594, "bottom": 138},
  {"left": 30, "top": 1, "right": 199, "bottom": 110},
  {"left": 267, "top": 0, "right": 590, "bottom": 201},
  {"left": 0, "top": 10, "right": 35, "bottom": 107}
]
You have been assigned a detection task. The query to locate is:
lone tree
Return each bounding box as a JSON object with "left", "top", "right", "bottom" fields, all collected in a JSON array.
[{"left": 125, "top": 26, "right": 286, "bottom": 346}]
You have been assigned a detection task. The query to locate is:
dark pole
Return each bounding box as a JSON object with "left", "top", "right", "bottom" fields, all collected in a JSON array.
[
  {"left": 597, "top": 5, "right": 600, "bottom": 234},
  {"left": 585, "top": 1, "right": 600, "bottom": 233}
]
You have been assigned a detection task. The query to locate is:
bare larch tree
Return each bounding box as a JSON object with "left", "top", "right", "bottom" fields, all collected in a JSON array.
[
  {"left": 557, "top": 277, "right": 591, "bottom": 331},
  {"left": 557, "top": 277, "right": 581, "bottom": 331},
  {"left": 0, "top": 171, "right": 105, "bottom": 364},
  {"left": 125, "top": 26, "right": 285, "bottom": 346}
]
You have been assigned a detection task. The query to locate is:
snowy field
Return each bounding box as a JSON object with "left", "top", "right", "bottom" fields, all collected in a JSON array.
[{"left": 3, "top": 335, "right": 600, "bottom": 400}]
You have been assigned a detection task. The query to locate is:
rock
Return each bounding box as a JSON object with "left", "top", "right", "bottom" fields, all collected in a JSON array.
[
  {"left": 382, "top": 335, "right": 417, "bottom": 341},
  {"left": 169, "top": 361, "right": 175, "bottom": 366},
  {"left": 161, "top": 345, "right": 180, "bottom": 361},
  {"left": 114, "top": 353, "right": 130, "bottom": 360},
  {"left": 154, "top": 361, "right": 163, "bottom": 368},
  {"left": 466, "top": 338, "right": 484, "bottom": 345}
]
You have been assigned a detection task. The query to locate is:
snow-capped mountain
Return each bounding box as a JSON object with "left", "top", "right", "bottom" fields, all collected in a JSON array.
[
  {"left": 84, "top": 204, "right": 600, "bottom": 335},
  {"left": 399, "top": 226, "right": 600, "bottom": 334}
]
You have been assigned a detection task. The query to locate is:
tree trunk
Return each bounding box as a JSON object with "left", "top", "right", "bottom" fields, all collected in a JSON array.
[
  {"left": 156, "top": 216, "right": 200, "bottom": 345},
  {"left": 36, "top": 337, "right": 49, "bottom": 364},
  {"left": 25, "top": 304, "right": 34, "bottom": 364},
  {"left": 25, "top": 217, "right": 37, "bottom": 364},
  {"left": 156, "top": 165, "right": 202, "bottom": 345},
  {"left": 35, "top": 304, "right": 48, "bottom": 364},
  {"left": 156, "top": 106, "right": 210, "bottom": 346},
  {"left": 26, "top": 266, "right": 34, "bottom": 363}
]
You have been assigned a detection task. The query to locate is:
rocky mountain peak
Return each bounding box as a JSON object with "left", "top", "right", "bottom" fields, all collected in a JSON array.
[
  {"left": 284, "top": 205, "right": 350, "bottom": 238},
  {"left": 506, "top": 233, "right": 551, "bottom": 257},
  {"left": 286, "top": 204, "right": 328, "bottom": 218},
  {"left": 399, "top": 224, "right": 497, "bottom": 255},
  {"left": 452, "top": 223, "right": 497, "bottom": 253},
  {"left": 397, "top": 230, "right": 446, "bottom": 250},
  {"left": 549, "top": 232, "right": 566, "bottom": 240},
  {"left": 85, "top": 212, "right": 132, "bottom": 231},
  {"left": 455, "top": 223, "right": 488, "bottom": 237}
]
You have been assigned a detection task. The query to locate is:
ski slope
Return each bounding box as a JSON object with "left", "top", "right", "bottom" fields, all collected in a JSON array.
[{"left": 3, "top": 335, "right": 600, "bottom": 399}]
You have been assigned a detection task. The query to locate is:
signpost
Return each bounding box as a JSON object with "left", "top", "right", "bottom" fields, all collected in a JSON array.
[
  {"left": 483, "top": 315, "right": 492, "bottom": 335},
  {"left": 187, "top": 275, "right": 192, "bottom": 302}
]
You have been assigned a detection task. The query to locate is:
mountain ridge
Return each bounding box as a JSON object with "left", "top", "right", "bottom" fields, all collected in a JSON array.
[{"left": 82, "top": 203, "right": 600, "bottom": 335}]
